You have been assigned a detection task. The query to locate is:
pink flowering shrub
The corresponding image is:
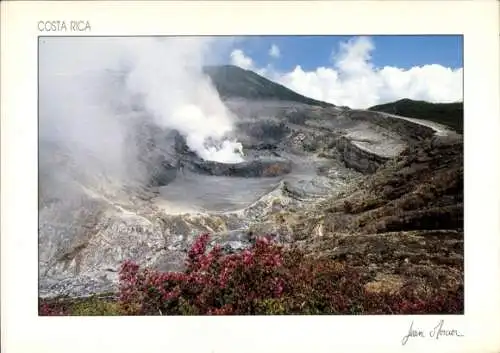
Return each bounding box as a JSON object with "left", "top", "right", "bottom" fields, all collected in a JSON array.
[
  {"left": 118, "top": 234, "right": 288, "bottom": 315},
  {"left": 39, "top": 301, "right": 69, "bottom": 316},
  {"left": 116, "top": 233, "right": 463, "bottom": 315},
  {"left": 39, "top": 233, "right": 463, "bottom": 315}
]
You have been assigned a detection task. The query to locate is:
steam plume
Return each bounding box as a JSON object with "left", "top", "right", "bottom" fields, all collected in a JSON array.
[{"left": 39, "top": 37, "right": 244, "bottom": 198}]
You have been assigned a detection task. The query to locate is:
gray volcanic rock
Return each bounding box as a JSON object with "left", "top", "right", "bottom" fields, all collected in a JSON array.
[
  {"left": 335, "top": 136, "right": 392, "bottom": 174},
  {"left": 188, "top": 158, "right": 292, "bottom": 178},
  {"left": 345, "top": 109, "right": 436, "bottom": 142},
  {"left": 274, "top": 133, "right": 464, "bottom": 295}
]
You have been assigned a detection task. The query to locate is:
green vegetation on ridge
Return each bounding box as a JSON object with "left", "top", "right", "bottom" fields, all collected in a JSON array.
[{"left": 369, "top": 98, "right": 463, "bottom": 133}]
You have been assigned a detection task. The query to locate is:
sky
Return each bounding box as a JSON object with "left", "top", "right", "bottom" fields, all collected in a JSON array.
[
  {"left": 219, "top": 35, "right": 463, "bottom": 109},
  {"left": 38, "top": 35, "right": 464, "bottom": 170}
]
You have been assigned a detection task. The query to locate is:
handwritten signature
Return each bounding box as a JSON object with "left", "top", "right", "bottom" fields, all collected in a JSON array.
[{"left": 401, "top": 320, "right": 464, "bottom": 345}]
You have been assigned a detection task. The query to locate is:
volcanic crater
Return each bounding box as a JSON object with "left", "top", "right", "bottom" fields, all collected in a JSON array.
[{"left": 38, "top": 65, "right": 463, "bottom": 299}]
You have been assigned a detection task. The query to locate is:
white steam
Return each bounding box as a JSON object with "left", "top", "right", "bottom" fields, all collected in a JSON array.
[
  {"left": 122, "top": 38, "right": 244, "bottom": 163},
  {"left": 39, "top": 37, "right": 244, "bottom": 195}
]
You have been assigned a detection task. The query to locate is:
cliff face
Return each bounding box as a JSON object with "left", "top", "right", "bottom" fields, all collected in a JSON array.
[
  {"left": 346, "top": 109, "right": 437, "bottom": 141},
  {"left": 335, "top": 136, "right": 390, "bottom": 174},
  {"left": 269, "top": 132, "right": 463, "bottom": 296}
]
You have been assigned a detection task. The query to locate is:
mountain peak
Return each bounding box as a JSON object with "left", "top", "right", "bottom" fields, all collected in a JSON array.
[{"left": 203, "top": 65, "right": 334, "bottom": 108}]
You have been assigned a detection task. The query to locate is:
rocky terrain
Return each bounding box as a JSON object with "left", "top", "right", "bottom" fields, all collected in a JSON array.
[{"left": 38, "top": 65, "right": 463, "bottom": 300}]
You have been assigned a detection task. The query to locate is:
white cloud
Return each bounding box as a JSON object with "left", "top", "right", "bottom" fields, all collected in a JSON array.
[
  {"left": 269, "top": 44, "right": 281, "bottom": 58},
  {"left": 233, "top": 36, "right": 463, "bottom": 109},
  {"left": 230, "top": 49, "right": 254, "bottom": 70}
]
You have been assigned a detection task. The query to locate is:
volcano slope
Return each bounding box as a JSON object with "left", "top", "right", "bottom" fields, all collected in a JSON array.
[{"left": 38, "top": 66, "right": 463, "bottom": 303}]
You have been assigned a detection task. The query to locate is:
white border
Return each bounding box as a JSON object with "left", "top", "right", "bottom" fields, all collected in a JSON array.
[{"left": 1, "top": 1, "right": 499, "bottom": 353}]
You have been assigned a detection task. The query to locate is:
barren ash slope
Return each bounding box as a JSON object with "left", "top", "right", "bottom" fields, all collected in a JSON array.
[{"left": 39, "top": 65, "right": 463, "bottom": 299}]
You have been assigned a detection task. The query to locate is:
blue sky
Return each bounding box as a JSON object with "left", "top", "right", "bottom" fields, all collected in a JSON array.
[
  {"left": 224, "top": 35, "right": 463, "bottom": 71},
  {"left": 40, "top": 35, "right": 464, "bottom": 110},
  {"left": 222, "top": 35, "right": 463, "bottom": 108}
]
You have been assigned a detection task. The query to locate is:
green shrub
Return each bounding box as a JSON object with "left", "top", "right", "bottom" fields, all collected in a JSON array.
[{"left": 71, "top": 298, "right": 121, "bottom": 316}]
